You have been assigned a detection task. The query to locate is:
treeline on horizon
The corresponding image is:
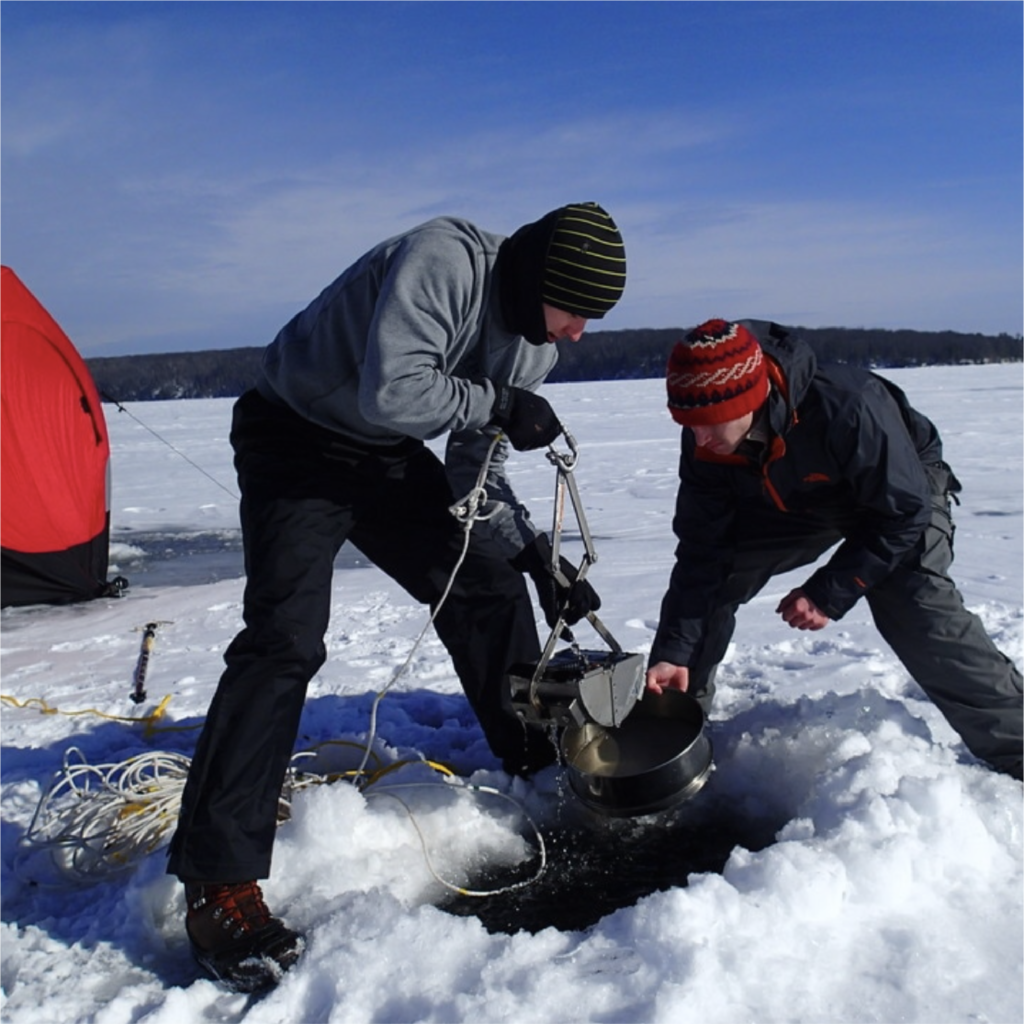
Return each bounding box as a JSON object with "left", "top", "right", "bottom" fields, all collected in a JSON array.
[{"left": 88, "top": 325, "right": 1024, "bottom": 403}]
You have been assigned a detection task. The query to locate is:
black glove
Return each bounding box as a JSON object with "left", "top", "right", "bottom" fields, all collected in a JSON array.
[
  {"left": 511, "top": 534, "right": 601, "bottom": 629},
  {"left": 491, "top": 385, "right": 563, "bottom": 451}
]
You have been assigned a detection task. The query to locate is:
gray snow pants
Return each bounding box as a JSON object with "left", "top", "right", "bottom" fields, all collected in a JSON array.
[{"left": 685, "top": 463, "right": 1023, "bottom": 777}]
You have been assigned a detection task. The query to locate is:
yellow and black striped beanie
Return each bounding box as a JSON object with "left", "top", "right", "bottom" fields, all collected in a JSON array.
[
  {"left": 498, "top": 201, "right": 626, "bottom": 345},
  {"left": 541, "top": 202, "right": 626, "bottom": 319}
]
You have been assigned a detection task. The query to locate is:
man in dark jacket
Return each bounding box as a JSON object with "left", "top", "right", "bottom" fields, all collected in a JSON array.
[
  {"left": 167, "top": 202, "right": 627, "bottom": 992},
  {"left": 648, "top": 318, "right": 1022, "bottom": 782}
]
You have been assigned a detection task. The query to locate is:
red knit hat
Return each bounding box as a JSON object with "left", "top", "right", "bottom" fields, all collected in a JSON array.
[{"left": 666, "top": 319, "right": 769, "bottom": 426}]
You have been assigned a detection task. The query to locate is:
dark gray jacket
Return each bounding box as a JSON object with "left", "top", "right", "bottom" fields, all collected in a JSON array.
[{"left": 651, "top": 321, "right": 945, "bottom": 669}]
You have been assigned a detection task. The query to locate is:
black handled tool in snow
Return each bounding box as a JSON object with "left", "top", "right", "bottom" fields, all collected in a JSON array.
[{"left": 130, "top": 621, "right": 168, "bottom": 705}]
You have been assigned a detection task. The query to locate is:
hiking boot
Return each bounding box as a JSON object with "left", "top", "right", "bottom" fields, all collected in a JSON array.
[{"left": 185, "top": 881, "right": 304, "bottom": 993}]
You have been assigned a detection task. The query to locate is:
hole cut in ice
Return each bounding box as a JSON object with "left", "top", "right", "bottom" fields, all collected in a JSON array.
[{"left": 438, "top": 778, "right": 786, "bottom": 934}]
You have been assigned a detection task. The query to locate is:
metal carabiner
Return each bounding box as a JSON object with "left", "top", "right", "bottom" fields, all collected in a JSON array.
[{"left": 529, "top": 428, "right": 624, "bottom": 697}]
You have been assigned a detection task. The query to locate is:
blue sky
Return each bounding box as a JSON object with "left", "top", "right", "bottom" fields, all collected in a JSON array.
[{"left": 2, "top": 1, "right": 1021, "bottom": 357}]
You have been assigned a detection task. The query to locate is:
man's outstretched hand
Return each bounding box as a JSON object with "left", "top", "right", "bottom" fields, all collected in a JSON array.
[
  {"left": 645, "top": 662, "right": 690, "bottom": 695},
  {"left": 776, "top": 588, "right": 830, "bottom": 631}
]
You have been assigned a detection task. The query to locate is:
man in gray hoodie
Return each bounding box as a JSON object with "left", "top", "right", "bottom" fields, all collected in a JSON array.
[{"left": 166, "top": 202, "right": 627, "bottom": 991}]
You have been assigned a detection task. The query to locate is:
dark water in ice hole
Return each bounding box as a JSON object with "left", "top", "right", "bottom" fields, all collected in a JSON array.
[{"left": 438, "top": 777, "right": 785, "bottom": 935}]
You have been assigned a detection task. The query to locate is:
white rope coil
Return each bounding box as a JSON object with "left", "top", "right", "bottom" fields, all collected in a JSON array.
[
  {"left": 18, "top": 746, "right": 191, "bottom": 886},
  {"left": 17, "top": 745, "right": 546, "bottom": 896}
]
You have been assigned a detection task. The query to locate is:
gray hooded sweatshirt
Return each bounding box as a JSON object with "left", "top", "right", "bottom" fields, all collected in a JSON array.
[{"left": 258, "top": 216, "right": 559, "bottom": 556}]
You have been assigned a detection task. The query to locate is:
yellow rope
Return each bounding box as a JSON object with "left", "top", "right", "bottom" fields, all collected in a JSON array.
[{"left": 1, "top": 692, "right": 179, "bottom": 738}]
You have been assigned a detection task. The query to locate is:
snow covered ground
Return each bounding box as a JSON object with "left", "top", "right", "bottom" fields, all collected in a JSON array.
[{"left": 2, "top": 363, "right": 1021, "bottom": 1024}]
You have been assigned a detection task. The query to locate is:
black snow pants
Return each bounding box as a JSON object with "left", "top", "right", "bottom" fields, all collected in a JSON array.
[
  {"left": 167, "top": 389, "right": 548, "bottom": 882},
  {"left": 683, "top": 463, "right": 1023, "bottom": 776}
]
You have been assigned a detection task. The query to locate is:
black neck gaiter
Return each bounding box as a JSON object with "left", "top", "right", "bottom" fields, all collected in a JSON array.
[{"left": 496, "top": 208, "right": 561, "bottom": 346}]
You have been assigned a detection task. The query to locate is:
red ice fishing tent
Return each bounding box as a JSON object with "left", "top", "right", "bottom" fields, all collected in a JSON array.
[{"left": 1, "top": 266, "right": 119, "bottom": 606}]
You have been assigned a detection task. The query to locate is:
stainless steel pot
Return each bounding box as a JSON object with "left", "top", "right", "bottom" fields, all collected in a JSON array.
[{"left": 560, "top": 688, "right": 713, "bottom": 817}]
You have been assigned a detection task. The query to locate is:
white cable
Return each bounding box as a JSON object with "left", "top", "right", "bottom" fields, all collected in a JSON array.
[{"left": 366, "top": 780, "right": 547, "bottom": 897}]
